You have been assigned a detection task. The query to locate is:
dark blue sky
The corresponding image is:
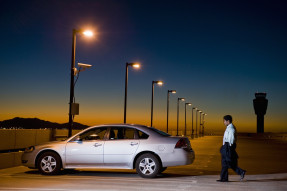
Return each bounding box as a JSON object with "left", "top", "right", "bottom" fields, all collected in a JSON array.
[{"left": 1, "top": 0, "right": 287, "bottom": 132}]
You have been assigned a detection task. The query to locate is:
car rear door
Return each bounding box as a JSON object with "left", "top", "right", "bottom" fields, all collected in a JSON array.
[{"left": 103, "top": 127, "right": 139, "bottom": 167}]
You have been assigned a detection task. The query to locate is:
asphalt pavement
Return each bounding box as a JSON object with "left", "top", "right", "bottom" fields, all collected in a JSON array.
[{"left": 0, "top": 136, "right": 287, "bottom": 190}]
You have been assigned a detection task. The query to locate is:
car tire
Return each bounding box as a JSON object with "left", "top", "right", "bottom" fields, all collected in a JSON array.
[
  {"left": 37, "top": 152, "right": 62, "bottom": 175},
  {"left": 160, "top": 167, "right": 167, "bottom": 173},
  {"left": 136, "top": 153, "right": 160, "bottom": 178}
]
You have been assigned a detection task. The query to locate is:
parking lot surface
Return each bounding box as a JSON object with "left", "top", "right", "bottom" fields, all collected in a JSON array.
[{"left": 1, "top": 136, "right": 287, "bottom": 190}]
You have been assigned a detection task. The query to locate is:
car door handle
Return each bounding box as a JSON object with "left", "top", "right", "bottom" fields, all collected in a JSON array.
[
  {"left": 130, "top": 142, "right": 138, "bottom": 146},
  {"left": 94, "top": 143, "right": 102, "bottom": 147}
]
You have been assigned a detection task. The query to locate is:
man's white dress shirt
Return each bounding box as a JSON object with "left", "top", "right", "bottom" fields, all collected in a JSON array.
[{"left": 223, "top": 123, "right": 237, "bottom": 146}]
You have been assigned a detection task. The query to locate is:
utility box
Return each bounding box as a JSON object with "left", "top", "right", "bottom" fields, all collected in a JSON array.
[{"left": 71, "top": 103, "right": 79, "bottom": 115}]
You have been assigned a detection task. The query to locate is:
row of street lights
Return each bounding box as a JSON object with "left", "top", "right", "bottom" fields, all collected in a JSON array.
[
  {"left": 123, "top": 62, "right": 207, "bottom": 137},
  {"left": 68, "top": 28, "right": 206, "bottom": 137},
  {"left": 175, "top": 97, "right": 207, "bottom": 137}
]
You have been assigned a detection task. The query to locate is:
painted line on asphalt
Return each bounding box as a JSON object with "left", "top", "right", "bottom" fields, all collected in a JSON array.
[{"left": 0, "top": 188, "right": 69, "bottom": 191}]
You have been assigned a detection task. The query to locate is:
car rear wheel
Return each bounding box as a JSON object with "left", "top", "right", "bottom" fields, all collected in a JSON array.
[
  {"left": 136, "top": 153, "right": 160, "bottom": 178},
  {"left": 37, "top": 152, "right": 61, "bottom": 175}
]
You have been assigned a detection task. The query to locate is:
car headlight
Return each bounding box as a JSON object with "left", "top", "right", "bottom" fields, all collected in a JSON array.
[{"left": 24, "top": 146, "right": 35, "bottom": 153}]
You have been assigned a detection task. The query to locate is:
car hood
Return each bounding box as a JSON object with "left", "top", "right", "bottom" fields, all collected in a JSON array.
[{"left": 34, "top": 140, "right": 66, "bottom": 148}]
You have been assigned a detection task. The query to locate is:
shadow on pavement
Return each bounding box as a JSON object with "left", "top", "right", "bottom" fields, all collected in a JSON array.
[
  {"left": 23, "top": 169, "right": 195, "bottom": 178},
  {"left": 245, "top": 178, "right": 287, "bottom": 182}
]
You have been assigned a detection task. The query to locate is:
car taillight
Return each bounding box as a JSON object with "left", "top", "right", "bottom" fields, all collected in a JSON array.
[{"left": 175, "top": 138, "right": 188, "bottom": 148}]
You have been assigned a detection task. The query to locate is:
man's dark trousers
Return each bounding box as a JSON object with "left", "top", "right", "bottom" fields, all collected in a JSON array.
[{"left": 220, "top": 143, "right": 244, "bottom": 181}]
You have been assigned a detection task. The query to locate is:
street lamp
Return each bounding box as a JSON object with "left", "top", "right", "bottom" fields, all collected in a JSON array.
[
  {"left": 124, "top": 62, "right": 141, "bottom": 123},
  {"left": 185, "top": 103, "right": 192, "bottom": 136},
  {"left": 151, "top": 80, "right": 163, "bottom": 127},
  {"left": 167, "top": 90, "right": 176, "bottom": 133},
  {"left": 68, "top": 29, "right": 94, "bottom": 137},
  {"left": 192, "top": 107, "right": 197, "bottom": 137},
  {"left": 177, "top": 98, "right": 185, "bottom": 136}
]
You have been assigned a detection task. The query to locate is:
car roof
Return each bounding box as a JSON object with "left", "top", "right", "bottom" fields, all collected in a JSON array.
[
  {"left": 88, "top": 124, "right": 153, "bottom": 132},
  {"left": 70, "top": 124, "right": 161, "bottom": 138}
]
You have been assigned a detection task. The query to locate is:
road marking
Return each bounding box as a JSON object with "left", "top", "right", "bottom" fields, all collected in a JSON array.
[{"left": 0, "top": 188, "right": 69, "bottom": 191}]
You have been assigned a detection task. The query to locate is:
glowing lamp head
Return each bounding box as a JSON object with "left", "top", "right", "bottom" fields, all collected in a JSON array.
[
  {"left": 187, "top": 103, "right": 192, "bottom": 106},
  {"left": 179, "top": 98, "right": 185, "bottom": 101},
  {"left": 83, "top": 30, "right": 93, "bottom": 37},
  {"left": 170, "top": 90, "right": 176, "bottom": 94},
  {"left": 157, "top": 81, "right": 163, "bottom": 85},
  {"left": 132, "top": 63, "right": 140, "bottom": 68}
]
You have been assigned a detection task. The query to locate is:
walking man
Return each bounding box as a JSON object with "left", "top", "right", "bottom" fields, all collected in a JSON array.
[{"left": 217, "top": 115, "right": 246, "bottom": 182}]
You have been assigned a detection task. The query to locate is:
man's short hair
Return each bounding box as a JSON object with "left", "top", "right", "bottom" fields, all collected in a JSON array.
[{"left": 223, "top": 115, "right": 233, "bottom": 123}]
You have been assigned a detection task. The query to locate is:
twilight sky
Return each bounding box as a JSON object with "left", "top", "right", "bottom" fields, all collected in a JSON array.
[{"left": 1, "top": 0, "right": 287, "bottom": 133}]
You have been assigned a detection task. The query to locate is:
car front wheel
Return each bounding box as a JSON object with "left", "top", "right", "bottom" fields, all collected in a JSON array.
[
  {"left": 136, "top": 153, "right": 160, "bottom": 178},
  {"left": 37, "top": 152, "right": 61, "bottom": 175}
]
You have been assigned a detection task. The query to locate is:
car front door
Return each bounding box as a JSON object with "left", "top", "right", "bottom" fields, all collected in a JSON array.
[
  {"left": 104, "top": 127, "right": 139, "bottom": 167},
  {"left": 65, "top": 127, "right": 107, "bottom": 167}
]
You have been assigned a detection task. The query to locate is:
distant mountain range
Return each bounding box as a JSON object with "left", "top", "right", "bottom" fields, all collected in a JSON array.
[{"left": 0, "top": 117, "right": 89, "bottom": 129}]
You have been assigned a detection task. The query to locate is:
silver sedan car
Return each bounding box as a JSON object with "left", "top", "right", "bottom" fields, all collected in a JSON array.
[{"left": 22, "top": 124, "right": 195, "bottom": 178}]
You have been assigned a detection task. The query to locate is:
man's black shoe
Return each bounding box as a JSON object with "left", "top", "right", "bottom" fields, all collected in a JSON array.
[
  {"left": 216, "top": 179, "right": 228, "bottom": 182},
  {"left": 240, "top": 170, "right": 246, "bottom": 181}
]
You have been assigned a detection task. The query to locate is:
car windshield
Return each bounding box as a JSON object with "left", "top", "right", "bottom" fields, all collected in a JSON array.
[{"left": 150, "top": 128, "right": 171, "bottom": 137}]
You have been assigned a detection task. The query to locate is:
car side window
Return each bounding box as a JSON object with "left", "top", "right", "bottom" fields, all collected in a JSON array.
[
  {"left": 137, "top": 130, "right": 149, "bottom": 139},
  {"left": 79, "top": 127, "right": 107, "bottom": 141},
  {"left": 109, "top": 127, "right": 135, "bottom": 140}
]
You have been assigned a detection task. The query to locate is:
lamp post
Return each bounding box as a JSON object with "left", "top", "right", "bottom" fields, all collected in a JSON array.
[
  {"left": 68, "top": 29, "right": 93, "bottom": 137},
  {"left": 195, "top": 109, "right": 201, "bottom": 137},
  {"left": 196, "top": 110, "right": 202, "bottom": 137},
  {"left": 151, "top": 80, "right": 163, "bottom": 127},
  {"left": 185, "top": 103, "right": 192, "bottom": 136},
  {"left": 192, "top": 107, "right": 197, "bottom": 138},
  {"left": 124, "top": 62, "right": 140, "bottom": 123},
  {"left": 202, "top": 113, "right": 207, "bottom": 136},
  {"left": 167, "top": 90, "right": 176, "bottom": 133},
  {"left": 176, "top": 98, "right": 185, "bottom": 136},
  {"left": 199, "top": 111, "right": 202, "bottom": 136}
]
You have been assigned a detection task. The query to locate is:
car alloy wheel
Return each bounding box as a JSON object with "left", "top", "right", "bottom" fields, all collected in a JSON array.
[
  {"left": 38, "top": 152, "right": 61, "bottom": 175},
  {"left": 136, "top": 153, "right": 160, "bottom": 178}
]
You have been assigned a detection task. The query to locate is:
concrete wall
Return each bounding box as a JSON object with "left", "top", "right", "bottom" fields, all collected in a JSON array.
[
  {"left": 0, "top": 129, "right": 82, "bottom": 169},
  {"left": 0, "top": 152, "right": 23, "bottom": 169},
  {"left": 0, "top": 129, "right": 52, "bottom": 150}
]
